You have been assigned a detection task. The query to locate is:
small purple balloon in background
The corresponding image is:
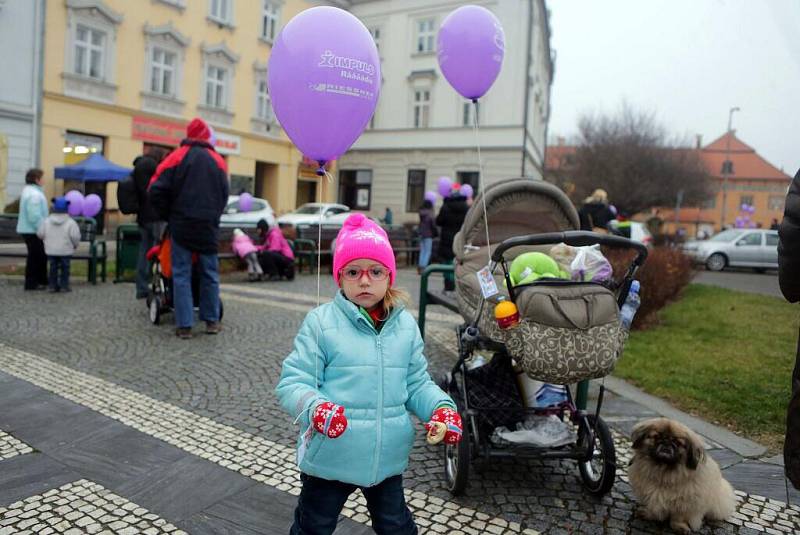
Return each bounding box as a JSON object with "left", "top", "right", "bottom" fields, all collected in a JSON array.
[
  {"left": 268, "top": 7, "right": 380, "bottom": 170},
  {"left": 437, "top": 5, "right": 505, "bottom": 101},
  {"left": 461, "top": 184, "right": 474, "bottom": 199},
  {"left": 239, "top": 192, "right": 254, "bottom": 212},
  {"left": 208, "top": 125, "right": 217, "bottom": 148},
  {"left": 64, "top": 190, "right": 84, "bottom": 217},
  {"left": 437, "top": 176, "right": 453, "bottom": 197},
  {"left": 424, "top": 191, "right": 437, "bottom": 204},
  {"left": 82, "top": 194, "right": 102, "bottom": 218}
]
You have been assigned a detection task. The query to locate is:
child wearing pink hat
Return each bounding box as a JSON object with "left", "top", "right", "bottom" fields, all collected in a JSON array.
[{"left": 277, "top": 213, "right": 462, "bottom": 534}]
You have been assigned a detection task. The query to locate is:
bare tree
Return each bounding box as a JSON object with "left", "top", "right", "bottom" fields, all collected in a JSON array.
[{"left": 571, "top": 105, "right": 713, "bottom": 215}]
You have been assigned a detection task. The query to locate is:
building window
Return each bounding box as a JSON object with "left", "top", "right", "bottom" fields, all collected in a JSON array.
[
  {"left": 205, "top": 65, "right": 228, "bottom": 108},
  {"left": 463, "top": 101, "right": 479, "bottom": 127},
  {"left": 255, "top": 77, "right": 273, "bottom": 122},
  {"left": 457, "top": 171, "right": 480, "bottom": 194},
  {"left": 209, "top": 0, "right": 233, "bottom": 24},
  {"left": 339, "top": 170, "right": 372, "bottom": 210},
  {"left": 74, "top": 25, "right": 106, "bottom": 79},
  {"left": 768, "top": 196, "right": 784, "bottom": 211},
  {"left": 261, "top": 1, "right": 280, "bottom": 42},
  {"left": 369, "top": 26, "right": 381, "bottom": 53},
  {"left": 721, "top": 160, "right": 734, "bottom": 174},
  {"left": 150, "top": 47, "right": 176, "bottom": 96},
  {"left": 416, "top": 18, "right": 435, "bottom": 53},
  {"left": 702, "top": 197, "right": 716, "bottom": 209},
  {"left": 739, "top": 195, "right": 754, "bottom": 208},
  {"left": 406, "top": 170, "right": 426, "bottom": 212},
  {"left": 413, "top": 89, "right": 430, "bottom": 128}
]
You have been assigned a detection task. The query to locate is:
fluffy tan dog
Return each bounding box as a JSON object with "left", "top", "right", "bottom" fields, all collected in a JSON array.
[{"left": 628, "top": 418, "right": 736, "bottom": 533}]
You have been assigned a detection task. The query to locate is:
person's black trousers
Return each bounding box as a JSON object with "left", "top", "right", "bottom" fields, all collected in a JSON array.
[
  {"left": 290, "top": 473, "right": 417, "bottom": 535},
  {"left": 22, "top": 233, "right": 47, "bottom": 290}
]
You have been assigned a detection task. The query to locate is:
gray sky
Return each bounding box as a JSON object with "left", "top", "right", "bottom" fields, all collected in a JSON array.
[{"left": 547, "top": 0, "right": 800, "bottom": 175}]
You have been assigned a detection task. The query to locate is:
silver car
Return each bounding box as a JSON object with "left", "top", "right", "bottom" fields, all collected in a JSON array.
[{"left": 682, "top": 229, "right": 779, "bottom": 272}]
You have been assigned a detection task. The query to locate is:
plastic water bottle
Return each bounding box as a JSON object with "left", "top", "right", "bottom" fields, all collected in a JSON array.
[{"left": 620, "top": 280, "right": 641, "bottom": 329}]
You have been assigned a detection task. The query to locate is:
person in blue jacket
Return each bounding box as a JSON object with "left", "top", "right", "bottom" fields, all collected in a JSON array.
[{"left": 277, "top": 213, "right": 462, "bottom": 535}]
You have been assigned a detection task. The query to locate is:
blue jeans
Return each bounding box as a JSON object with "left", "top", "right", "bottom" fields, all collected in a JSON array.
[
  {"left": 171, "top": 240, "right": 220, "bottom": 328},
  {"left": 291, "top": 473, "right": 417, "bottom": 535},
  {"left": 48, "top": 256, "right": 71, "bottom": 291},
  {"left": 418, "top": 238, "right": 433, "bottom": 269}
]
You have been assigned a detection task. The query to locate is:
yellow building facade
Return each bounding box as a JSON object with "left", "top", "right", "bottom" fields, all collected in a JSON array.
[{"left": 39, "top": 0, "right": 333, "bottom": 225}]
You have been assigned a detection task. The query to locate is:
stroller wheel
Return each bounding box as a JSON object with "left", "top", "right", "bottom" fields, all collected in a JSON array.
[
  {"left": 443, "top": 412, "right": 470, "bottom": 496},
  {"left": 577, "top": 415, "right": 616, "bottom": 496},
  {"left": 149, "top": 296, "right": 162, "bottom": 325}
]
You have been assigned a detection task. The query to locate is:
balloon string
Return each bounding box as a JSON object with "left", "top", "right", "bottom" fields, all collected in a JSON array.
[
  {"left": 312, "top": 168, "right": 335, "bottom": 401},
  {"left": 472, "top": 100, "right": 492, "bottom": 267}
]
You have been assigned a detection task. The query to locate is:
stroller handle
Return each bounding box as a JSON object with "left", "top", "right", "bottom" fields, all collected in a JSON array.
[{"left": 491, "top": 231, "right": 649, "bottom": 266}]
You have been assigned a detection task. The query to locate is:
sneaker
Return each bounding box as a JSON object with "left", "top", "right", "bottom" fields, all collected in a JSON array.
[
  {"left": 205, "top": 321, "right": 221, "bottom": 335},
  {"left": 175, "top": 327, "right": 193, "bottom": 339}
]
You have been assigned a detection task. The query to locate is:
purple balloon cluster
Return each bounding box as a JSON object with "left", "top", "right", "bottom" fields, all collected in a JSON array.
[
  {"left": 735, "top": 203, "right": 757, "bottom": 228},
  {"left": 64, "top": 190, "right": 102, "bottom": 218}
]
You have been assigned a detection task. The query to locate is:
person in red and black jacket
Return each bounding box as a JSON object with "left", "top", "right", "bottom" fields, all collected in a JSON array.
[
  {"left": 780, "top": 168, "right": 800, "bottom": 488},
  {"left": 149, "top": 117, "right": 229, "bottom": 339}
]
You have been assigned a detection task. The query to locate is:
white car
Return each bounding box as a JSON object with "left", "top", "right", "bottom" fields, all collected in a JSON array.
[
  {"left": 277, "top": 203, "right": 351, "bottom": 228},
  {"left": 219, "top": 195, "right": 277, "bottom": 228},
  {"left": 608, "top": 220, "right": 653, "bottom": 246},
  {"left": 682, "top": 229, "right": 779, "bottom": 272}
]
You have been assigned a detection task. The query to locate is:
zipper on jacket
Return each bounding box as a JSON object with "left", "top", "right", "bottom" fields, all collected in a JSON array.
[{"left": 372, "top": 333, "right": 383, "bottom": 485}]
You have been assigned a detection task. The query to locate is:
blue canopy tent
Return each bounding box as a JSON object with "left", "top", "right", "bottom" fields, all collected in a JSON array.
[{"left": 54, "top": 153, "right": 132, "bottom": 234}]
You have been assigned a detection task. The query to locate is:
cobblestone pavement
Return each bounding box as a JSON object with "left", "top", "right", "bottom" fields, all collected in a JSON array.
[
  {"left": 0, "top": 430, "right": 33, "bottom": 462},
  {"left": 0, "top": 275, "right": 798, "bottom": 534}
]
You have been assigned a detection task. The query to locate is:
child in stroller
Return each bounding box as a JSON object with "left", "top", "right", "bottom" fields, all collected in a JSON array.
[{"left": 145, "top": 231, "right": 223, "bottom": 326}]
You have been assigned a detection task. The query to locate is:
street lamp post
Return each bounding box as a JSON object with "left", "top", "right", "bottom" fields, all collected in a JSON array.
[{"left": 720, "top": 106, "right": 740, "bottom": 230}]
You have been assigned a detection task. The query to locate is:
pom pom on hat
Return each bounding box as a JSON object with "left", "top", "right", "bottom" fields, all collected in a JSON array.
[{"left": 333, "top": 213, "right": 396, "bottom": 285}]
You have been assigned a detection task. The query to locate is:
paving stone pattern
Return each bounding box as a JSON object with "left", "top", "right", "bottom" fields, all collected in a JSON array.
[
  {"left": 1, "top": 279, "right": 799, "bottom": 533},
  {"left": 0, "top": 479, "right": 184, "bottom": 535},
  {"left": 0, "top": 430, "right": 33, "bottom": 462}
]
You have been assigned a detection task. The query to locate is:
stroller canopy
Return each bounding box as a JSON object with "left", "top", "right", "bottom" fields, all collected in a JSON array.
[{"left": 453, "top": 178, "right": 580, "bottom": 261}]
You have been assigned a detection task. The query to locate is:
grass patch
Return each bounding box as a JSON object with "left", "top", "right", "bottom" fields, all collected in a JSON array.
[{"left": 616, "top": 284, "right": 797, "bottom": 452}]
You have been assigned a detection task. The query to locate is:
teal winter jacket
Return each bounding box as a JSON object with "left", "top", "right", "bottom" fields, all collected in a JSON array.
[
  {"left": 16, "top": 184, "right": 48, "bottom": 234},
  {"left": 276, "top": 291, "right": 454, "bottom": 487}
]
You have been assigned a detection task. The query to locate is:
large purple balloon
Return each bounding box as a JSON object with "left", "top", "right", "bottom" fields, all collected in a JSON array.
[
  {"left": 461, "top": 184, "right": 474, "bottom": 199},
  {"left": 437, "top": 176, "right": 453, "bottom": 197},
  {"left": 424, "top": 191, "right": 437, "bottom": 204},
  {"left": 437, "top": 5, "right": 505, "bottom": 100},
  {"left": 82, "top": 194, "right": 102, "bottom": 218},
  {"left": 239, "top": 193, "right": 254, "bottom": 212},
  {"left": 268, "top": 7, "right": 380, "bottom": 167},
  {"left": 64, "top": 190, "right": 84, "bottom": 217}
]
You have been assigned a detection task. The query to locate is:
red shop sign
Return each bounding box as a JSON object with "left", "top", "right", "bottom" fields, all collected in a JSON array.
[{"left": 132, "top": 116, "right": 185, "bottom": 146}]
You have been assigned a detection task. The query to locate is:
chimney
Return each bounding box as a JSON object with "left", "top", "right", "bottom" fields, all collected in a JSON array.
[{"left": 695, "top": 134, "right": 702, "bottom": 149}]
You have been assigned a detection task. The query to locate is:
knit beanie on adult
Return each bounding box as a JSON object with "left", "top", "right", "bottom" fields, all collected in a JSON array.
[
  {"left": 186, "top": 117, "right": 211, "bottom": 141},
  {"left": 333, "top": 213, "right": 396, "bottom": 286}
]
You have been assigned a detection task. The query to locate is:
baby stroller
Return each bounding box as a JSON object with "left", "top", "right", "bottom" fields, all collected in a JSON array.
[
  {"left": 431, "top": 178, "right": 647, "bottom": 496},
  {"left": 145, "top": 233, "right": 224, "bottom": 325}
]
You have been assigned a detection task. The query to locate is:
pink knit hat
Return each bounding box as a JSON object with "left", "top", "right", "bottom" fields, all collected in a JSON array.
[{"left": 333, "top": 213, "right": 396, "bottom": 286}]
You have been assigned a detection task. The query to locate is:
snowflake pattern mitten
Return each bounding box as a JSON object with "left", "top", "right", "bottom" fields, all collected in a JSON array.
[
  {"left": 312, "top": 401, "right": 348, "bottom": 438},
  {"left": 426, "top": 406, "right": 462, "bottom": 444}
]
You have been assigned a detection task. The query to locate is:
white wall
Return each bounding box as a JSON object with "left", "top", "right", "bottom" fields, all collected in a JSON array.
[{"left": 0, "top": 0, "right": 42, "bottom": 202}]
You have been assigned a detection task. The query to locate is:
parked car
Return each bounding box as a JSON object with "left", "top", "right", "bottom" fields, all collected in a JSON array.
[
  {"left": 219, "top": 195, "right": 277, "bottom": 228},
  {"left": 277, "top": 203, "right": 351, "bottom": 228},
  {"left": 682, "top": 229, "right": 779, "bottom": 272},
  {"left": 608, "top": 220, "right": 653, "bottom": 246}
]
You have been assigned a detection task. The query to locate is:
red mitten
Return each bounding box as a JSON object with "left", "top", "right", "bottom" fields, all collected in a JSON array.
[
  {"left": 312, "top": 401, "right": 348, "bottom": 438},
  {"left": 426, "top": 406, "right": 462, "bottom": 444}
]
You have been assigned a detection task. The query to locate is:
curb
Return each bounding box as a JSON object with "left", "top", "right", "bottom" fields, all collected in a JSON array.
[{"left": 604, "top": 376, "right": 767, "bottom": 458}]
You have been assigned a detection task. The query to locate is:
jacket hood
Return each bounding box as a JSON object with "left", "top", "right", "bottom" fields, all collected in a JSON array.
[{"left": 49, "top": 213, "right": 70, "bottom": 225}]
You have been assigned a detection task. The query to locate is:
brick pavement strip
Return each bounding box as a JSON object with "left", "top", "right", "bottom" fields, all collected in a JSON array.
[
  {"left": 0, "top": 479, "right": 185, "bottom": 535},
  {"left": 0, "top": 343, "right": 539, "bottom": 535},
  {"left": 0, "top": 430, "right": 33, "bottom": 462}
]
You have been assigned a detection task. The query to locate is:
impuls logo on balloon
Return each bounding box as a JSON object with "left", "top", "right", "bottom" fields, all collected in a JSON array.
[{"left": 318, "top": 50, "right": 376, "bottom": 85}]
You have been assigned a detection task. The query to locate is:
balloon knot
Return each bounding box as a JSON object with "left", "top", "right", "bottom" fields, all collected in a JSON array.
[{"left": 316, "top": 160, "right": 326, "bottom": 177}]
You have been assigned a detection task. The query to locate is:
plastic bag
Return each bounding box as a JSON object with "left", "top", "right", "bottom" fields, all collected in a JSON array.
[
  {"left": 549, "top": 243, "right": 578, "bottom": 271},
  {"left": 570, "top": 245, "right": 613, "bottom": 283},
  {"left": 490, "top": 415, "right": 576, "bottom": 448}
]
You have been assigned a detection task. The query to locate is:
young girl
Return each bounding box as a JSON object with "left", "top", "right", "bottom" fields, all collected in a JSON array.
[
  {"left": 231, "top": 228, "right": 263, "bottom": 281},
  {"left": 256, "top": 219, "right": 295, "bottom": 281},
  {"left": 276, "top": 213, "right": 462, "bottom": 535}
]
